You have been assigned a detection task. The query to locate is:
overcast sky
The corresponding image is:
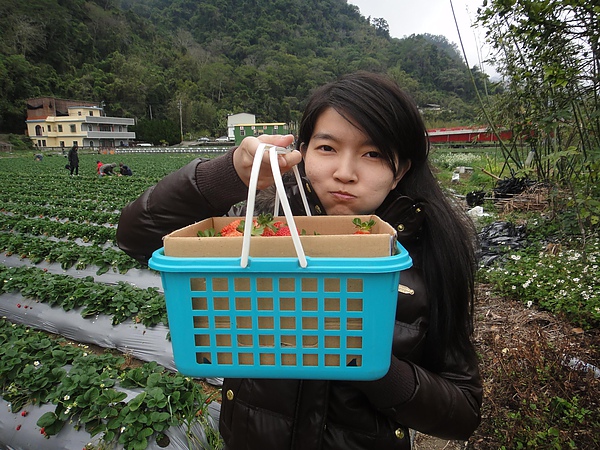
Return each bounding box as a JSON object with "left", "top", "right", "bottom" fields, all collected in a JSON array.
[{"left": 348, "top": 0, "right": 496, "bottom": 76}]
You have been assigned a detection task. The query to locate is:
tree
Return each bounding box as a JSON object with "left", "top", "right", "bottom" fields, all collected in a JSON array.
[
  {"left": 478, "top": 0, "right": 600, "bottom": 236},
  {"left": 132, "top": 118, "right": 180, "bottom": 146}
]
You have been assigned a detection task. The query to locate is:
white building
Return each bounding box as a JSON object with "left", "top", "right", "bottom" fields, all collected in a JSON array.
[
  {"left": 26, "top": 97, "right": 135, "bottom": 149},
  {"left": 227, "top": 113, "right": 255, "bottom": 141}
]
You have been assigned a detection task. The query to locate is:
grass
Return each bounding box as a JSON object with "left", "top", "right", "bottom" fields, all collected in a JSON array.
[{"left": 433, "top": 146, "right": 600, "bottom": 449}]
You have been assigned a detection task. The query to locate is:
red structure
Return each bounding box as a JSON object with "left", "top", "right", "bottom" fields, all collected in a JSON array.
[{"left": 427, "top": 127, "right": 512, "bottom": 145}]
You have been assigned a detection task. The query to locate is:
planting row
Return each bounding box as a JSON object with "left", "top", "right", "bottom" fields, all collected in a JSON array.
[
  {"left": 0, "top": 319, "right": 221, "bottom": 450},
  {"left": 1, "top": 153, "right": 225, "bottom": 449}
]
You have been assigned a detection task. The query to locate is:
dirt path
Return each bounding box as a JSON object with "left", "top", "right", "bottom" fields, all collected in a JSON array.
[{"left": 410, "top": 282, "right": 599, "bottom": 449}]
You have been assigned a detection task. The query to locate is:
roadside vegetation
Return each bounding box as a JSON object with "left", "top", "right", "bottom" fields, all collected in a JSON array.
[{"left": 432, "top": 146, "right": 600, "bottom": 449}]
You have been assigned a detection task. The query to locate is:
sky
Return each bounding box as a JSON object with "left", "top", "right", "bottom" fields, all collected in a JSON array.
[{"left": 348, "top": 0, "right": 497, "bottom": 76}]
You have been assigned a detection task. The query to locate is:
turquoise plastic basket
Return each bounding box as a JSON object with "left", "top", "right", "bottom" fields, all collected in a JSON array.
[{"left": 149, "top": 242, "right": 412, "bottom": 380}]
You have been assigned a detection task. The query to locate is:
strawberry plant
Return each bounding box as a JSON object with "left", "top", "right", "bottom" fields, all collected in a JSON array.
[
  {"left": 0, "top": 320, "right": 221, "bottom": 449},
  {"left": 0, "top": 265, "right": 167, "bottom": 326},
  {"left": 352, "top": 218, "right": 375, "bottom": 234}
]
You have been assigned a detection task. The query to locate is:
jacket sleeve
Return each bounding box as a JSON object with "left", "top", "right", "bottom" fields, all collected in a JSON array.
[
  {"left": 116, "top": 149, "right": 247, "bottom": 264},
  {"left": 390, "top": 356, "right": 482, "bottom": 440},
  {"left": 352, "top": 343, "right": 482, "bottom": 442},
  {"left": 351, "top": 268, "right": 482, "bottom": 440}
]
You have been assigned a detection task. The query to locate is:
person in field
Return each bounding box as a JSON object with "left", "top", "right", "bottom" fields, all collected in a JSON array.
[{"left": 117, "top": 71, "right": 482, "bottom": 450}]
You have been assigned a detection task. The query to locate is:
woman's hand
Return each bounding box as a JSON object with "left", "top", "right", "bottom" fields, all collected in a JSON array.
[{"left": 233, "top": 134, "right": 303, "bottom": 189}]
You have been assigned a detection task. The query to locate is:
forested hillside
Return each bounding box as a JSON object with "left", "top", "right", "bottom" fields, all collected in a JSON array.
[{"left": 0, "top": 0, "right": 492, "bottom": 138}]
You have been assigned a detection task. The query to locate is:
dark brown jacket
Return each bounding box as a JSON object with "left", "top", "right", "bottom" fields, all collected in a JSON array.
[{"left": 116, "top": 151, "right": 482, "bottom": 450}]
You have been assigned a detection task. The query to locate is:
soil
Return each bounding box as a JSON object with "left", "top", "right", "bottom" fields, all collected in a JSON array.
[{"left": 414, "top": 283, "right": 600, "bottom": 449}]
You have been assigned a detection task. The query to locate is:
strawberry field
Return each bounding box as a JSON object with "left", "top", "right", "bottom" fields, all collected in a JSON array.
[
  {"left": 0, "top": 151, "right": 225, "bottom": 450},
  {"left": 2, "top": 149, "right": 599, "bottom": 450}
]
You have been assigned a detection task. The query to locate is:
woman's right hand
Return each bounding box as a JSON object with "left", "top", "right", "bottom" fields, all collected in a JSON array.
[{"left": 233, "top": 134, "right": 302, "bottom": 190}]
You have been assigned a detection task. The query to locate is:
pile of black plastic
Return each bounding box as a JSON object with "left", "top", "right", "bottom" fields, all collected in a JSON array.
[
  {"left": 466, "top": 176, "right": 537, "bottom": 207},
  {"left": 493, "top": 177, "right": 537, "bottom": 199},
  {"left": 477, "top": 221, "right": 528, "bottom": 267}
]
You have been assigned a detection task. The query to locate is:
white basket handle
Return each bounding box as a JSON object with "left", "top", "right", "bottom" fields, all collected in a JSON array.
[{"left": 241, "top": 144, "right": 310, "bottom": 268}]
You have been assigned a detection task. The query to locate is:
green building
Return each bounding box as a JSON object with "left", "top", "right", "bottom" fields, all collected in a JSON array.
[{"left": 233, "top": 123, "right": 289, "bottom": 145}]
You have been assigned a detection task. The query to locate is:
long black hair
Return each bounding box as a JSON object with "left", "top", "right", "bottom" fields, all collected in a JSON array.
[{"left": 297, "top": 71, "right": 478, "bottom": 368}]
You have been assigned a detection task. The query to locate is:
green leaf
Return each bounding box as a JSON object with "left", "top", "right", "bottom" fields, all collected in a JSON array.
[
  {"left": 37, "top": 411, "right": 58, "bottom": 427},
  {"left": 128, "top": 392, "right": 147, "bottom": 411}
]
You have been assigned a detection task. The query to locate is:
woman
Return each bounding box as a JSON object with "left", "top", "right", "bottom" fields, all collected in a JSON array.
[
  {"left": 117, "top": 71, "right": 482, "bottom": 449},
  {"left": 68, "top": 143, "right": 79, "bottom": 176}
]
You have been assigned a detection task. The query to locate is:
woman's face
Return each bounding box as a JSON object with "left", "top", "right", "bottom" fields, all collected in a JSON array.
[{"left": 303, "top": 107, "right": 409, "bottom": 216}]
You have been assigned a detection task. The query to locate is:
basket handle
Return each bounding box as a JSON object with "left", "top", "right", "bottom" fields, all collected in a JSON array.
[{"left": 241, "top": 144, "right": 310, "bottom": 269}]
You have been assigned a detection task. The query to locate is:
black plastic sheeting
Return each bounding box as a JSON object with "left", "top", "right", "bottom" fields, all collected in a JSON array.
[
  {"left": 477, "top": 221, "right": 528, "bottom": 267},
  {"left": 466, "top": 176, "right": 538, "bottom": 207},
  {"left": 493, "top": 177, "right": 537, "bottom": 199}
]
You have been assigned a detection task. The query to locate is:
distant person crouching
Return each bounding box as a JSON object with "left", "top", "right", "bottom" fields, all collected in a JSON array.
[
  {"left": 99, "top": 162, "right": 117, "bottom": 176},
  {"left": 119, "top": 163, "right": 133, "bottom": 176}
]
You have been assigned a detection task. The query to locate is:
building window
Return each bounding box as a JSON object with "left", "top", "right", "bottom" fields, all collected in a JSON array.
[
  {"left": 89, "top": 111, "right": 93, "bottom": 116},
  {"left": 42, "top": 140, "right": 46, "bottom": 147},
  {"left": 70, "top": 125, "right": 76, "bottom": 132},
  {"left": 58, "top": 124, "right": 63, "bottom": 132},
  {"left": 274, "top": 125, "right": 279, "bottom": 130},
  {"left": 35, "top": 125, "right": 42, "bottom": 136},
  {"left": 99, "top": 124, "right": 112, "bottom": 132},
  {"left": 60, "top": 141, "right": 65, "bottom": 147},
  {"left": 78, "top": 111, "right": 82, "bottom": 116},
  {"left": 240, "top": 128, "right": 246, "bottom": 137}
]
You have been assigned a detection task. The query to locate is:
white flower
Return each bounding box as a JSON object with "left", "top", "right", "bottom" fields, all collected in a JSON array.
[
  {"left": 33, "top": 361, "right": 40, "bottom": 367},
  {"left": 510, "top": 255, "right": 521, "bottom": 261},
  {"left": 64, "top": 395, "right": 70, "bottom": 401},
  {"left": 527, "top": 301, "right": 533, "bottom": 308}
]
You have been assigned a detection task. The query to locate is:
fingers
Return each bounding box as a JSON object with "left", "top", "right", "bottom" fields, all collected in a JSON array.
[
  {"left": 278, "top": 149, "right": 303, "bottom": 170},
  {"left": 233, "top": 134, "right": 300, "bottom": 189},
  {"left": 257, "top": 133, "right": 295, "bottom": 148}
]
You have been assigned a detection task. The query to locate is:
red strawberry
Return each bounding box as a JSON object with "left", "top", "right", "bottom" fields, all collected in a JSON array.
[
  {"left": 261, "top": 227, "right": 276, "bottom": 236},
  {"left": 256, "top": 213, "right": 277, "bottom": 236},
  {"left": 275, "top": 226, "right": 291, "bottom": 236},
  {"left": 353, "top": 218, "right": 375, "bottom": 234},
  {"left": 220, "top": 219, "right": 243, "bottom": 237}
]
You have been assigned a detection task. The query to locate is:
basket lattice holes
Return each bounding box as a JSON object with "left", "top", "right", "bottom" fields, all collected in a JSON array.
[{"left": 190, "top": 275, "right": 364, "bottom": 369}]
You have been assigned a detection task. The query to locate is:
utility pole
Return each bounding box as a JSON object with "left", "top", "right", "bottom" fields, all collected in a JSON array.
[{"left": 178, "top": 100, "right": 183, "bottom": 143}]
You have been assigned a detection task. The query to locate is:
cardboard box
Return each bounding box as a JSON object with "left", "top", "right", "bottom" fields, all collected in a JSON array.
[{"left": 163, "top": 215, "right": 396, "bottom": 258}]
